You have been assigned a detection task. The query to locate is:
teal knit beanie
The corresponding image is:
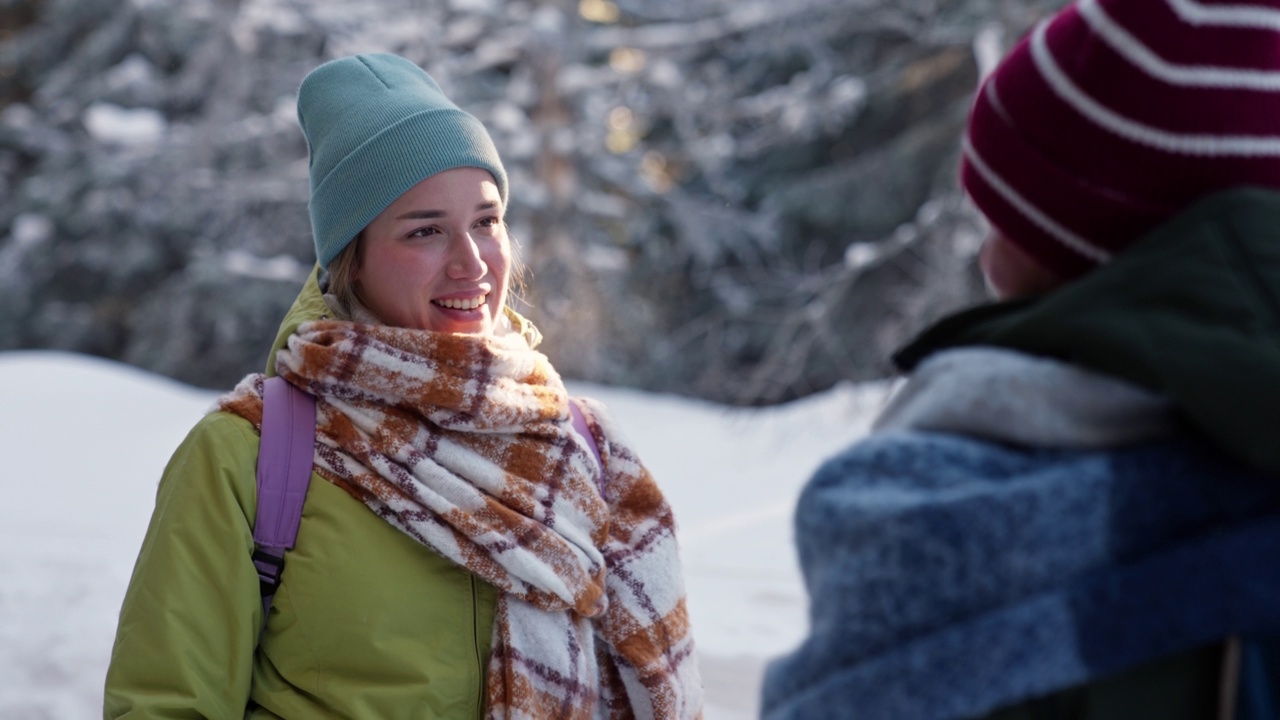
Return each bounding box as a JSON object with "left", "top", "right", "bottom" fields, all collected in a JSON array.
[{"left": 297, "top": 53, "right": 508, "bottom": 268}]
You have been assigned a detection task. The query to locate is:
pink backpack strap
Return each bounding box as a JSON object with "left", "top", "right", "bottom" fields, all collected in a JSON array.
[
  {"left": 253, "top": 375, "right": 316, "bottom": 633},
  {"left": 568, "top": 398, "right": 606, "bottom": 501}
]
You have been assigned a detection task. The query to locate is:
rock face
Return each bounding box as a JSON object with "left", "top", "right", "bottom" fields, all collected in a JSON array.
[{"left": 0, "top": 0, "right": 1064, "bottom": 403}]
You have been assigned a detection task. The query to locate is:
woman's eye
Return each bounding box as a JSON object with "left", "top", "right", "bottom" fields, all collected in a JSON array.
[
  {"left": 408, "top": 226, "right": 438, "bottom": 238},
  {"left": 476, "top": 216, "right": 501, "bottom": 229}
]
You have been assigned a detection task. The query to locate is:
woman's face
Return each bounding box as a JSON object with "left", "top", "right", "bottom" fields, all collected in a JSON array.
[{"left": 355, "top": 167, "right": 510, "bottom": 335}]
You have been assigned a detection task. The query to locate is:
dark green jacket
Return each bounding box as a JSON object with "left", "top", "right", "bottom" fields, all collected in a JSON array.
[
  {"left": 898, "top": 187, "right": 1280, "bottom": 475},
  {"left": 104, "top": 268, "right": 498, "bottom": 719}
]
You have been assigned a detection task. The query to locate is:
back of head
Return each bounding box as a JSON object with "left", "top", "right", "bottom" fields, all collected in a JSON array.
[
  {"left": 296, "top": 53, "right": 508, "bottom": 269},
  {"left": 961, "top": 0, "right": 1280, "bottom": 280}
]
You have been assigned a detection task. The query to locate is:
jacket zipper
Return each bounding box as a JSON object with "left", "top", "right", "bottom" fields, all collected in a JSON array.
[{"left": 471, "top": 573, "right": 484, "bottom": 716}]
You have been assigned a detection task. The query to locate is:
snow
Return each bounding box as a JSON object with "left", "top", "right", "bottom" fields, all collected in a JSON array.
[
  {"left": 974, "top": 22, "right": 1007, "bottom": 80},
  {"left": 0, "top": 350, "right": 891, "bottom": 719},
  {"left": 222, "top": 249, "right": 313, "bottom": 283},
  {"left": 102, "top": 55, "right": 160, "bottom": 96},
  {"left": 10, "top": 214, "right": 54, "bottom": 248},
  {"left": 82, "top": 103, "right": 167, "bottom": 147}
]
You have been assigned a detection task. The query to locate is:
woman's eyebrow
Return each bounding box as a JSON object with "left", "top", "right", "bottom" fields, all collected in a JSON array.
[
  {"left": 396, "top": 209, "right": 445, "bottom": 220},
  {"left": 395, "top": 201, "right": 499, "bottom": 221}
]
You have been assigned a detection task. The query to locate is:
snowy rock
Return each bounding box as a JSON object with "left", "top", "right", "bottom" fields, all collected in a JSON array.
[{"left": 82, "top": 103, "right": 167, "bottom": 146}]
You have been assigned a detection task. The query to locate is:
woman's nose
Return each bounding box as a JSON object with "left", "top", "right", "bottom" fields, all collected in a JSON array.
[{"left": 447, "top": 234, "right": 487, "bottom": 280}]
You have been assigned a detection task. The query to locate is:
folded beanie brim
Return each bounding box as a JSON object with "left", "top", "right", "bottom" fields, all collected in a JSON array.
[{"left": 308, "top": 106, "right": 506, "bottom": 268}]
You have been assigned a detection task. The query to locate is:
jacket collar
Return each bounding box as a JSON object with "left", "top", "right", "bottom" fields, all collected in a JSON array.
[{"left": 894, "top": 187, "right": 1280, "bottom": 473}]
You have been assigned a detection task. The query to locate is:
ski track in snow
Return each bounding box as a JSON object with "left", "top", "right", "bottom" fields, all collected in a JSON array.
[{"left": 0, "top": 350, "right": 889, "bottom": 719}]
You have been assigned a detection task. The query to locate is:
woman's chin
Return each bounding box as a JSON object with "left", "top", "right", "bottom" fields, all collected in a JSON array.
[{"left": 423, "top": 305, "right": 493, "bottom": 335}]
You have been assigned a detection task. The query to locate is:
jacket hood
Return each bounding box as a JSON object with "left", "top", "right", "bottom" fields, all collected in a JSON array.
[
  {"left": 264, "top": 266, "right": 330, "bottom": 377},
  {"left": 895, "top": 187, "right": 1280, "bottom": 474}
]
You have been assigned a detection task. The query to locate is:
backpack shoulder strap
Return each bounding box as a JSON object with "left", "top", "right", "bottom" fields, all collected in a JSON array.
[
  {"left": 568, "top": 398, "right": 606, "bottom": 501},
  {"left": 253, "top": 375, "right": 316, "bottom": 633}
]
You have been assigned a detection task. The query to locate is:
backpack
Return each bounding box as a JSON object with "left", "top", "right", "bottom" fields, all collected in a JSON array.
[
  {"left": 251, "top": 375, "right": 604, "bottom": 634},
  {"left": 251, "top": 376, "right": 316, "bottom": 634}
]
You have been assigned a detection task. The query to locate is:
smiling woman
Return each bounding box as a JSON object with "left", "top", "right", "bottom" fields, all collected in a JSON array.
[{"left": 103, "top": 53, "right": 702, "bottom": 720}]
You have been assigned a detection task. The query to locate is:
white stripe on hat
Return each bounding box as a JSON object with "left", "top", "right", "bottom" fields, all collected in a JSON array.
[
  {"left": 963, "top": 135, "right": 1113, "bottom": 264},
  {"left": 1031, "top": 20, "right": 1280, "bottom": 155},
  {"left": 1080, "top": 0, "right": 1280, "bottom": 90},
  {"left": 985, "top": 79, "right": 1016, "bottom": 127},
  {"left": 1166, "top": 0, "right": 1280, "bottom": 30}
]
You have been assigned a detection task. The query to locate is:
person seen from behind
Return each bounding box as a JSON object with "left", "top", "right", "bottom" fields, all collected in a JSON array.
[{"left": 761, "top": 0, "right": 1280, "bottom": 717}]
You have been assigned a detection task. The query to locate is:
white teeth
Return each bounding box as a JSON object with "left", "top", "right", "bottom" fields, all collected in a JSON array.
[{"left": 434, "top": 295, "right": 485, "bottom": 310}]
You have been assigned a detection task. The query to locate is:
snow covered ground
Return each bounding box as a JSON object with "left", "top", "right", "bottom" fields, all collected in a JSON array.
[{"left": 0, "top": 350, "right": 891, "bottom": 719}]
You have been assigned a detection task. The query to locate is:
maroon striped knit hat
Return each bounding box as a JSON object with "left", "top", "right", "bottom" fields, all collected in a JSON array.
[{"left": 961, "top": 0, "right": 1280, "bottom": 279}]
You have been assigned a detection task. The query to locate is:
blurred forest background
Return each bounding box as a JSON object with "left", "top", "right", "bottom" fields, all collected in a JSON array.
[{"left": 0, "top": 0, "right": 1063, "bottom": 405}]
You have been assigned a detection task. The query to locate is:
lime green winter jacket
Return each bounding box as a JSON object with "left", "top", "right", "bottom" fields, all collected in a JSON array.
[{"left": 104, "top": 268, "right": 499, "bottom": 719}]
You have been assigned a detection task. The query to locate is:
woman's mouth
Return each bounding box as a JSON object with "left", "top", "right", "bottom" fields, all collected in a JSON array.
[{"left": 433, "top": 294, "right": 487, "bottom": 311}]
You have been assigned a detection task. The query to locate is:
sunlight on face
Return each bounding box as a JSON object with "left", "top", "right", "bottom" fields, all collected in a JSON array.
[{"left": 355, "top": 168, "right": 510, "bottom": 334}]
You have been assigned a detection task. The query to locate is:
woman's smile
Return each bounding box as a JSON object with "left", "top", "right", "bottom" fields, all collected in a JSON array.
[{"left": 433, "top": 293, "right": 487, "bottom": 311}]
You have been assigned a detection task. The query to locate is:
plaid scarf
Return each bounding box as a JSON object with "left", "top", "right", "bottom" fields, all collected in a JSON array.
[{"left": 220, "top": 320, "right": 702, "bottom": 719}]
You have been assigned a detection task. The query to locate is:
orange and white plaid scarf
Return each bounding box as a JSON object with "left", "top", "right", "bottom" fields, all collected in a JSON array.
[{"left": 220, "top": 320, "right": 702, "bottom": 719}]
